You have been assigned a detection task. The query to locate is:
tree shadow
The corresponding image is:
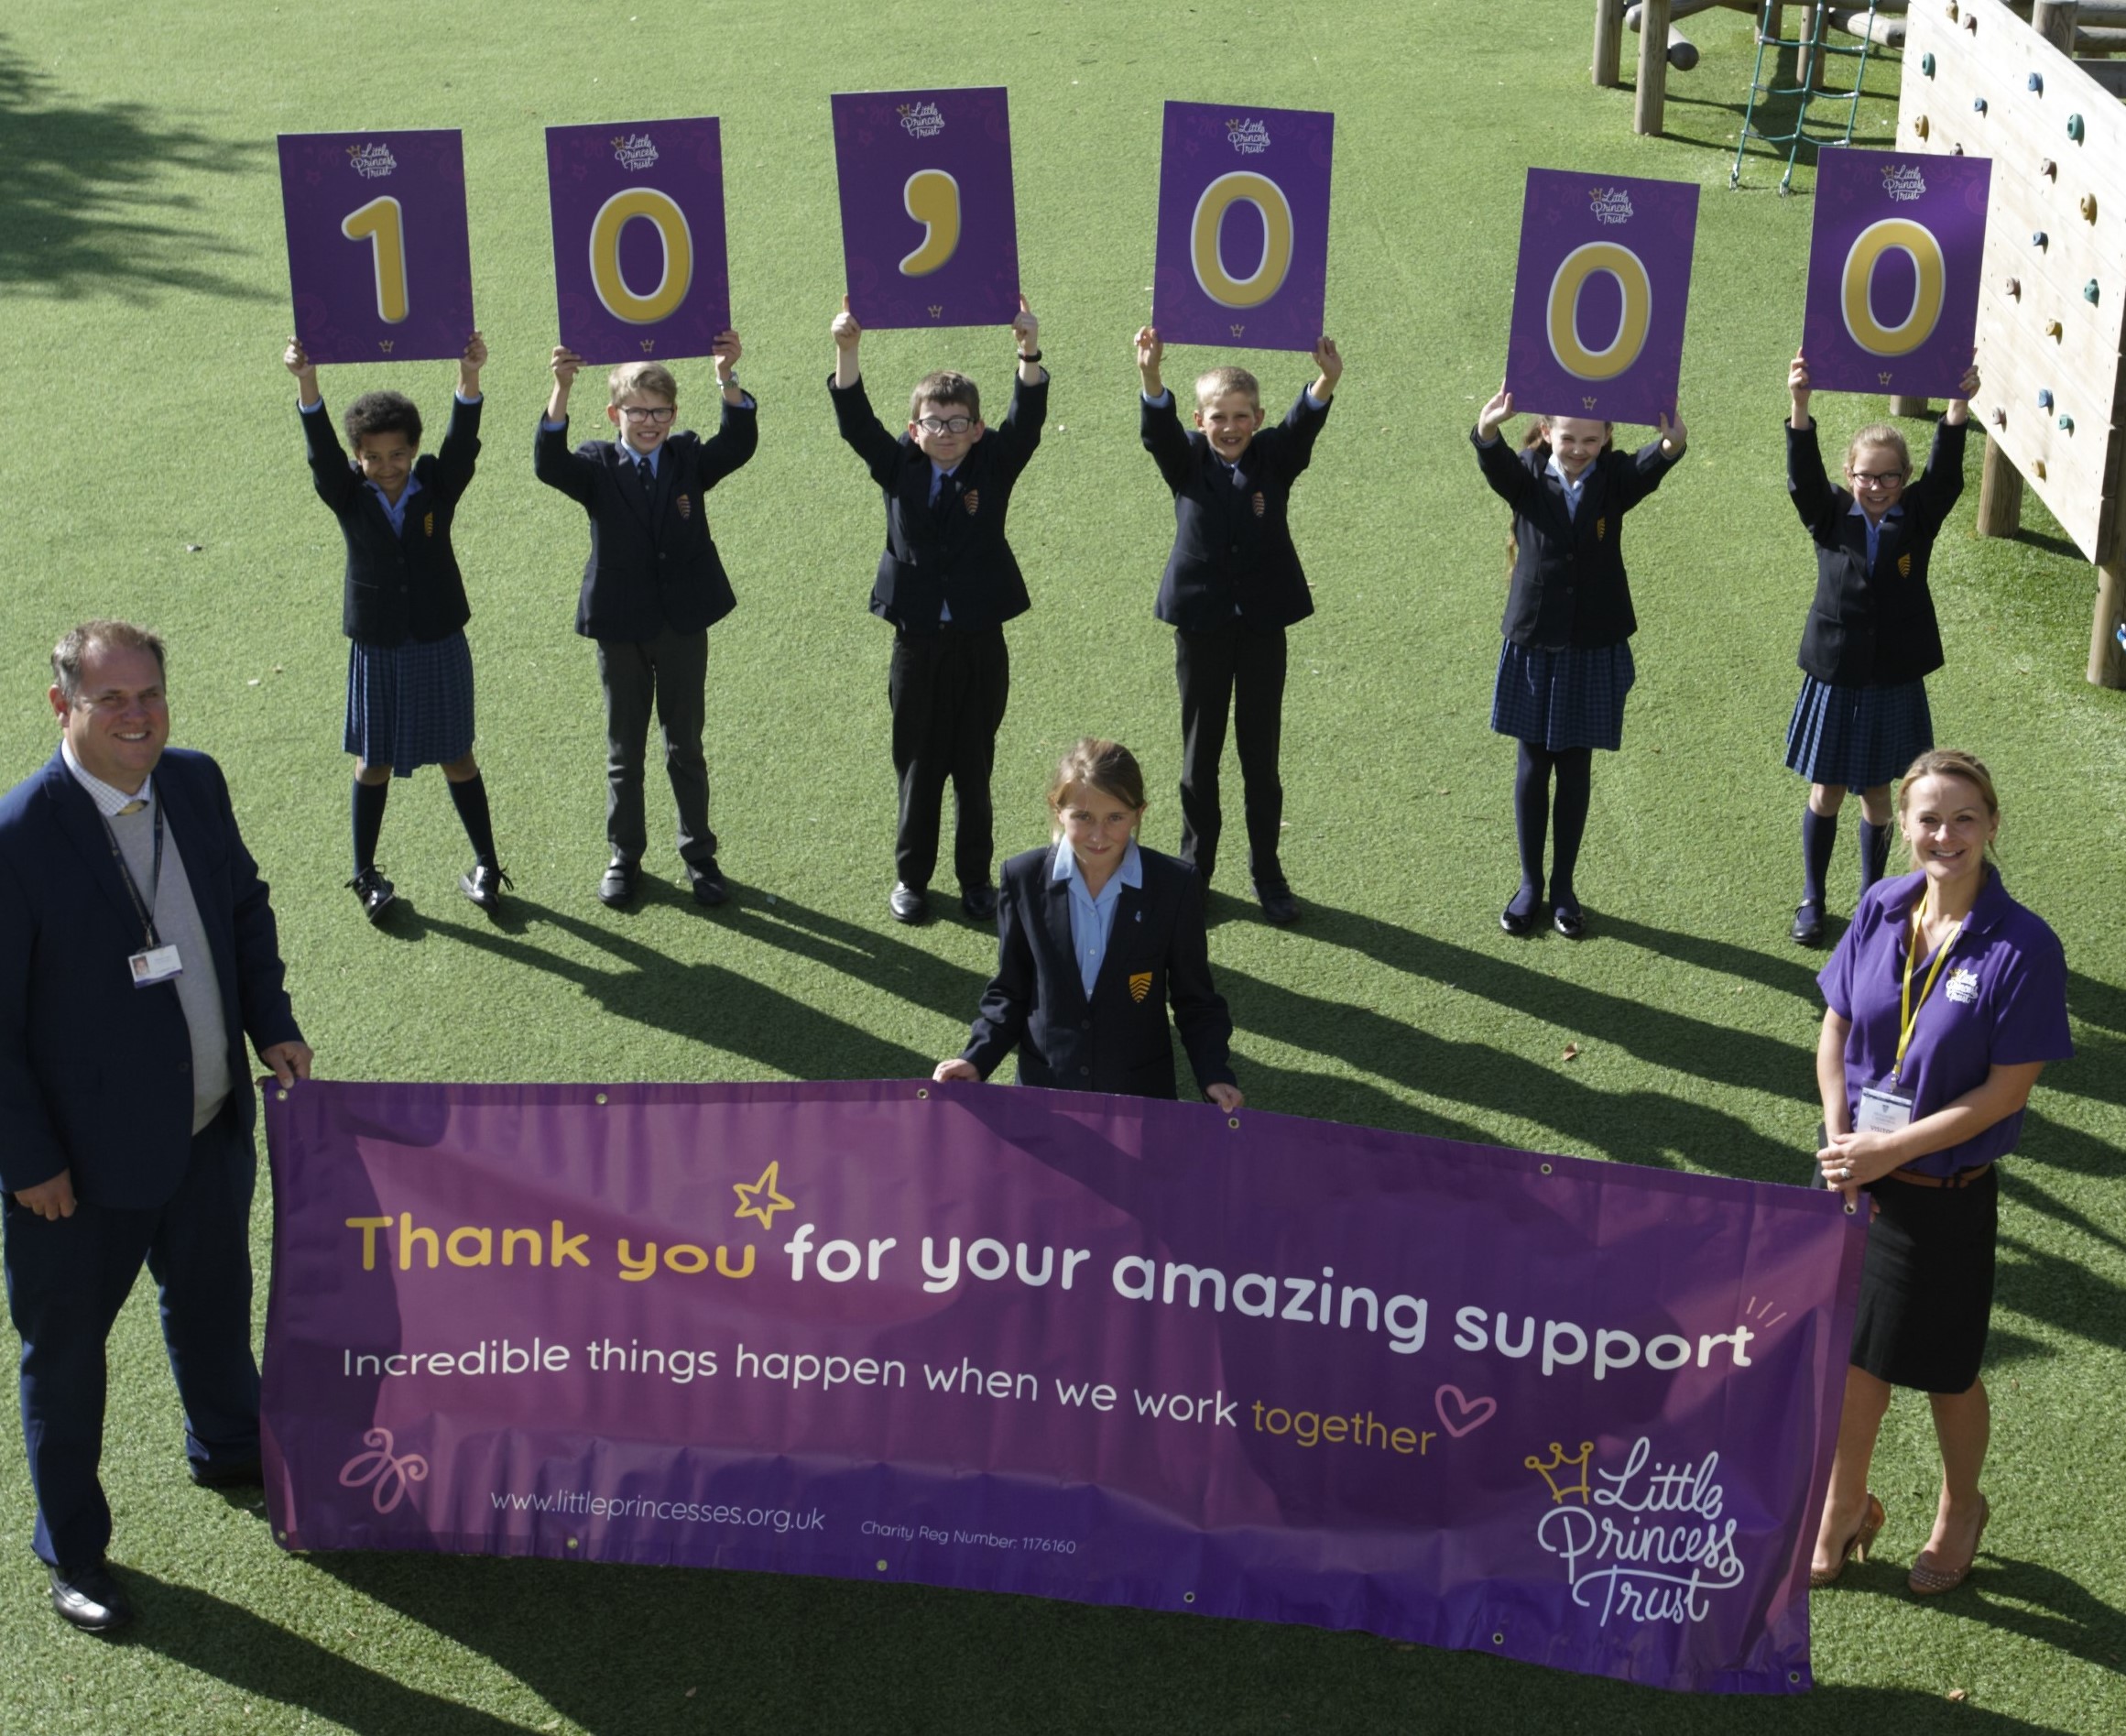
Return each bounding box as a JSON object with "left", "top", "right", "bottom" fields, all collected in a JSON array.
[
  {"left": 1591, "top": 911, "right": 1826, "bottom": 1005},
  {"left": 0, "top": 34, "right": 269, "bottom": 302}
]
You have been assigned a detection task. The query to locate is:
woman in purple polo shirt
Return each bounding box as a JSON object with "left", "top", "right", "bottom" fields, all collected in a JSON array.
[{"left": 1807, "top": 749, "right": 2071, "bottom": 1597}]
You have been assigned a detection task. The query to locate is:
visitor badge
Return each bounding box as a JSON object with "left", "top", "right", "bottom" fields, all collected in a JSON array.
[
  {"left": 1854, "top": 1084, "right": 1913, "bottom": 1135},
  {"left": 129, "top": 944, "right": 182, "bottom": 987}
]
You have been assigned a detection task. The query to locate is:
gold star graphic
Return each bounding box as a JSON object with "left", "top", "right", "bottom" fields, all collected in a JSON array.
[{"left": 733, "top": 1161, "right": 795, "bottom": 1230}]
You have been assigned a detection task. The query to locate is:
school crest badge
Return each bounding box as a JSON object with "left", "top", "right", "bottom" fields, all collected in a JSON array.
[
  {"left": 676, "top": 493, "right": 692, "bottom": 520},
  {"left": 1898, "top": 551, "right": 1911, "bottom": 576},
  {"left": 963, "top": 489, "right": 980, "bottom": 517},
  {"left": 1252, "top": 492, "right": 1266, "bottom": 519},
  {"left": 1128, "top": 971, "right": 1153, "bottom": 1003},
  {"left": 423, "top": 511, "right": 434, "bottom": 538},
  {"left": 1595, "top": 516, "right": 1608, "bottom": 542}
]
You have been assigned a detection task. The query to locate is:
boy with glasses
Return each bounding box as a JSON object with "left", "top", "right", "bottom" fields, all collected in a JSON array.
[
  {"left": 828, "top": 294, "right": 1048, "bottom": 924},
  {"left": 538, "top": 339, "right": 758, "bottom": 908}
]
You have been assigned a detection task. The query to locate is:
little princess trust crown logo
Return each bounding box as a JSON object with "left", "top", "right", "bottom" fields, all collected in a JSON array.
[
  {"left": 1881, "top": 163, "right": 1927, "bottom": 202},
  {"left": 1587, "top": 185, "right": 1634, "bottom": 225},
  {"left": 1227, "top": 118, "right": 1272, "bottom": 155},
  {"left": 346, "top": 142, "right": 398, "bottom": 180},
  {"left": 611, "top": 132, "right": 660, "bottom": 171},
  {"left": 899, "top": 102, "right": 945, "bottom": 139}
]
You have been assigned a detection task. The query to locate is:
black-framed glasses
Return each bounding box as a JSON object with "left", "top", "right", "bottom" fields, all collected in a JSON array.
[
  {"left": 1851, "top": 469, "right": 1907, "bottom": 486},
  {"left": 916, "top": 415, "right": 975, "bottom": 435},
  {"left": 618, "top": 406, "right": 675, "bottom": 424}
]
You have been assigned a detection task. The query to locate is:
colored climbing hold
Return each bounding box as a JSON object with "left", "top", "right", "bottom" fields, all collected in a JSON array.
[{"left": 2067, "top": 114, "right": 2086, "bottom": 143}]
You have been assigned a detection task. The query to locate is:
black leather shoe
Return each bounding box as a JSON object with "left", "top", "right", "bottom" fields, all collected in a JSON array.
[
  {"left": 692, "top": 861, "right": 729, "bottom": 907},
  {"left": 1256, "top": 883, "right": 1301, "bottom": 925},
  {"left": 598, "top": 859, "right": 639, "bottom": 908},
  {"left": 1553, "top": 903, "right": 1586, "bottom": 940},
  {"left": 960, "top": 884, "right": 999, "bottom": 921},
  {"left": 458, "top": 862, "right": 511, "bottom": 913},
  {"left": 1792, "top": 901, "right": 1826, "bottom": 946},
  {"left": 49, "top": 1561, "right": 132, "bottom": 1633},
  {"left": 1499, "top": 903, "right": 1537, "bottom": 937},
  {"left": 889, "top": 882, "right": 929, "bottom": 924},
  {"left": 347, "top": 867, "right": 397, "bottom": 924},
  {"left": 189, "top": 1456, "right": 263, "bottom": 1489}
]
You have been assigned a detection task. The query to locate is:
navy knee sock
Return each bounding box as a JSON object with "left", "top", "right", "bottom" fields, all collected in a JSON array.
[
  {"left": 1801, "top": 805, "right": 1838, "bottom": 908},
  {"left": 1509, "top": 742, "right": 1551, "bottom": 919},
  {"left": 448, "top": 772, "right": 498, "bottom": 867},
  {"left": 1859, "top": 818, "right": 1892, "bottom": 897},
  {"left": 352, "top": 778, "right": 389, "bottom": 875},
  {"left": 1548, "top": 748, "right": 1593, "bottom": 910}
]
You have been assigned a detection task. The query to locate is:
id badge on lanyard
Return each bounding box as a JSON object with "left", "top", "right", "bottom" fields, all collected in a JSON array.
[
  {"left": 1855, "top": 1084, "right": 1913, "bottom": 1134},
  {"left": 105, "top": 800, "right": 182, "bottom": 988},
  {"left": 1868, "top": 902, "right": 1962, "bottom": 1137}
]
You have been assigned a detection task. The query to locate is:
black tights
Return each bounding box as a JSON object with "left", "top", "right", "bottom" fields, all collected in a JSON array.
[{"left": 1509, "top": 741, "right": 1593, "bottom": 917}]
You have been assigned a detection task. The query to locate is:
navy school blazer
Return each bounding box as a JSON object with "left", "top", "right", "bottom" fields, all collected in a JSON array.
[
  {"left": 0, "top": 748, "right": 301, "bottom": 1208},
  {"left": 1474, "top": 427, "right": 1680, "bottom": 649},
  {"left": 1141, "top": 385, "right": 1332, "bottom": 632},
  {"left": 534, "top": 395, "right": 759, "bottom": 642},
  {"left": 303, "top": 396, "right": 480, "bottom": 648},
  {"left": 828, "top": 370, "right": 1048, "bottom": 634},
  {"left": 959, "top": 844, "right": 1236, "bottom": 1101},
  {"left": 1787, "top": 416, "right": 1968, "bottom": 688}
]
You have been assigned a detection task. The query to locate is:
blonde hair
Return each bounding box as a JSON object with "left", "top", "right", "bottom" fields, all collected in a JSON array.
[
  {"left": 1194, "top": 366, "right": 1260, "bottom": 410},
  {"left": 1898, "top": 748, "right": 2000, "bottom": 872},
  {"left": 608, "top": 361, "right": 678, "bottom": 406},
  {"left": 1845, "top": 423, "right": 1910, "bottom": 476},
  {"left": 1046, "top": 738, "right": 1147, "bottom": 836}
]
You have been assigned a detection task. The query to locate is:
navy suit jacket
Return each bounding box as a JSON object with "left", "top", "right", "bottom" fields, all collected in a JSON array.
[
  {"left": 829, "top": 371, "right": 1048, "bottom": 634},
  {"left": 1475, "top": 428, "right": 1679, "bottom": 649},
  {"left": 1141, "top": 387, "right": 1330, "bottom": 632},
  {"left": 303, "top": 396, "right": 480, "bottom": 647},
  {"left": 0, "top": 748, "right": 301, "bottom": 1208},
  {"left": 960, "top": 845, "right": 1235, "bottom": 1100},
  {"left": 535, "top": 397, "right": 759, "bottom": 642},
  {"left": 1788, "top": 417, "right": 1968, "bottom": 687}
]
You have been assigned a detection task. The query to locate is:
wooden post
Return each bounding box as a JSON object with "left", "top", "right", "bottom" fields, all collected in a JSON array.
[
  {"left": 1595, "top": 0, "right": 1625, "bottom": 86},
  {"left": 1635, "top": 0, "right": 1674, "bottom": 133},
  {"left": 1799, "top": 4, "right": 1823, "bottom": 91},
  {"left": 2091, "top": 558, "right": 2126, "bottom": 686},
  {"left": 1888, "top": 397, "right": 1930, "bottom": 417},
  {"left": 1975, "top": 440, "right": 2025, "bottom": 538},
  {"left": 2033, "top": 1, "right": 2082, "bottom": 54}
]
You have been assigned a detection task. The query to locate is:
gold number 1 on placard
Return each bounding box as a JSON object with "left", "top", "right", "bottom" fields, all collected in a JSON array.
[{"left": 342, "top": 196, "right": 410, "bottom": 324}]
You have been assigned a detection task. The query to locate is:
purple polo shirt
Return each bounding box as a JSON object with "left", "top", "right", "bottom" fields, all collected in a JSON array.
[{"left": 1819, "top": 868, "right": 2072, "bottom": 1177}]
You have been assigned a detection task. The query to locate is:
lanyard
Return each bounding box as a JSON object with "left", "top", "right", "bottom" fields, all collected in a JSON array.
[
  {"left": 1893, "top": 901, "right": 1961, "bottom": 1082},
  {"left": 98, "top": 799, "right": 164, "bottom": 949}
]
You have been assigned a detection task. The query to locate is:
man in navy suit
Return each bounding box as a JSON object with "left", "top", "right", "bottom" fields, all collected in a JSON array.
[{"left": 0, "top": 621, "right": 310, "bottom": 1632}]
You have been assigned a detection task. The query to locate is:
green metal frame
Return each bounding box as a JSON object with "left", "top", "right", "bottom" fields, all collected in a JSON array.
[{"left": 1731, "top": 2, "right": 1882, "bottom": 191}]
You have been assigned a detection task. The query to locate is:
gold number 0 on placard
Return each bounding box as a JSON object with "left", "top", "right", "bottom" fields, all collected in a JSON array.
[
  {"left": 1547, "top": 243, "right": 1652, "bottom": 381},
  {"left": 1841, "top": 219, "right": 1946, "bottom": 356},
  {"left": 589, "top": 189, "right": 694, "bottom": 323},
  {"left": 342, "top": 196, "right": 410, "bottom": 325},
  {"left": 1191, "top": 171, "right": 1294, "bottom": 309},
  {"left": 899, "top": 170, "right": 962, "bottom": 277}
]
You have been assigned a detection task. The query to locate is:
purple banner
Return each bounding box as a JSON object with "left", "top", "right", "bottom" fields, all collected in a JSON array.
[
  {"left": 262, "top": 1080, "right": 1864, "bottom": 1695},
  {"left": 1802, "top": 147, "right": 1991, "bottom": 399},
  {"left": 1151, "top": 102, "right": 1334, "bottom": 353},
  {"left": 830, "top": 87, "right": 1019, "bottom": 330},
  {"left": 278, "top": 130, "right": 474, "bottom": 365},
  {"left": 545, "top": 119, "right": 732, "bottom": 365},
  {"left": 1505, "top": 169, "right": 1699, "bottom": 424}
]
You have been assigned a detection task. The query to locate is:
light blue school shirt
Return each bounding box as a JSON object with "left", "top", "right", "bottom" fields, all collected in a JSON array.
[{"left": 1053, "top": 840, "right": 1144, "bottom": 1000}]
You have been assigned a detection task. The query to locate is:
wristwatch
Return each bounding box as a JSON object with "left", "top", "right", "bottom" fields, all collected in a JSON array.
[{"left": 1016, "top": 349, "right": 1042, "bottom": 364}]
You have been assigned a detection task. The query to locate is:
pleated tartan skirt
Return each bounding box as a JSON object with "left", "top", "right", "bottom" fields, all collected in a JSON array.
[
  {"left": 344, "top": 631, "right": 475, "bottom": 777},
  {"left": 1489, "top": 639, "right": 1635, "bottom": 752}
]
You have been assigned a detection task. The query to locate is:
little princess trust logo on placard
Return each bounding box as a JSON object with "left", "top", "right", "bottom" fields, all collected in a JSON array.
[
  {"left": 1587, "top": 185, "right": 1634, "bottom": 225},
  {"left": 1881, "top": 163, "right": 1927, "bottom": 202},
  {"left": 346, "top": 143, "right": 398, "bottom": 180},
  {"left": 1227, "top": 117, "right": 1272, "bottom": 155},
  {"left": 610, "top": 132, "right": 659, "bottom": 171},
  {"left": 898, "top": 102, "right": 944, "bottom": 139},
  {"left": 1530, "top": 1436, "right": 1747, "bottom": 1627}
]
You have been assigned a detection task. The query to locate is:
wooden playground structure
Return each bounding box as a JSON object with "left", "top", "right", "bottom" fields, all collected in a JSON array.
[{"left": 1588, "top": 0, "right": 2126, "bottom": 686}]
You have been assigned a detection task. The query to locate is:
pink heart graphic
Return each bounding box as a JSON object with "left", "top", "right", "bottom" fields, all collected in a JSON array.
[{"left": 1434, "top": 1385, "right": 1497, "bottom": 1439}]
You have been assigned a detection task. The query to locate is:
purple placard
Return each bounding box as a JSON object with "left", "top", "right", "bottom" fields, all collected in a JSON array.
[
  {"left": 262, "top": 1079, "right": 1864, "bottom": 1695},
  {"left": 1151, "top": 103, "right": 1334, "bottom": 353},
  {"left": 830, "top": 88, "right": 1019, "bottom": 330},
  {"left": 1802, "top": 148, "right": 1991, "bottom": 398},
  {"left": 278, "top": 131, "right": 474, "bottom": 365},
  {"left": 1505, "top": 169, "right": 1700, "bottom": 424},
  {"left": 545, "top": 119, "right": 732, "bottom": 365}
]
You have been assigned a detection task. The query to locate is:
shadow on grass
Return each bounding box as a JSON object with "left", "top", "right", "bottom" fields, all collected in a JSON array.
[
  {"left": 419, "top": 895, "right": 947, "bottom": 1080},
  {"left": 0, "top": 35, "right": 268, "bottom": 302},
  {"left": 127, "top": 1570, "right": 523, "bottom": 1733}
]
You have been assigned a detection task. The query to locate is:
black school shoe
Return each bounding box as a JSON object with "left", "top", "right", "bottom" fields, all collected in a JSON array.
[
  {"left": 1792, "top": 901, "right": 1826, "bottom": 946},
  {"left": 961, "top": 884, "right": 999, "bottom": 921},
  {"left": 692, "top": 860, "right": 729, "bottom": 907},
  {"left": 49, "top": 1560, "right": 133, "bottom": 1633},
  {"left": 598, "top": 858, "right": 639, "bottom": 908},
  {"left": 1255, "top": 882, "right": 1301, "bottom": 925},
  {"left": 889, "top": 882, "right": 930, "bottom": 924},
  {"left": 459, "top": 862, "right": 512, "bottom": 913},
  {"left": 347, "top": 867, "right": 397, "bottom": 924}
]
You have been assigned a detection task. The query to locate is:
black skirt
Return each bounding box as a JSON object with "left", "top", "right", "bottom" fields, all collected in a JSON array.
[{"left": 1848, "top": 1167, "right": 1999, "bottom": 1393}]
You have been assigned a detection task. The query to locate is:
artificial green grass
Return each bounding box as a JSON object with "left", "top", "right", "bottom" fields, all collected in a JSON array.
[{"left": 0, "top": 1, "right": 2121, "bottom": 1729}]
